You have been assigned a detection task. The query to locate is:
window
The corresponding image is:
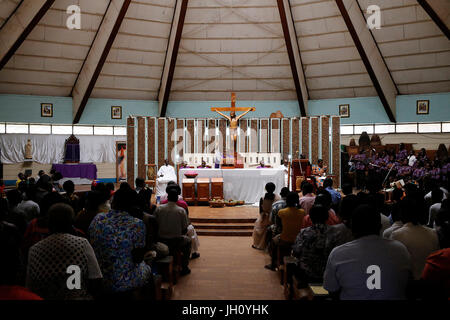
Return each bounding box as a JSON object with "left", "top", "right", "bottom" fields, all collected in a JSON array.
[
  {"left": 52, "top": 125, "right": 73, "bottom": 135},
  {"left": 6, "top": 124, "right": 28, "bottom": 134},
  {"left": 30, "top": 124, "right": 51, "bottom": 134},
  {"left": 113, "top": 127, "right": 126, "bottom": 136},
  {"left": 396, "top": 124, "right": 417, "bottom": 133},
  {"left": 375, "top": 124, "right": 395, "bottom": 134},
  {"left": 418, "top": 123, "right": 441, "bottom": 133},
  {"left": 73, "top": 126, "right": 93, "bottom": 135},
  {"left": 442, "top": 123, "right": 450, "bottom": 132},
  {"left": 340, "top": 125, "right": 353, "bottom": 135},
  {"left": 94, "top": 126, "right": 113, "bottom": 135},
  {"left": 354, "top": 125, "right": 374, "bottom": 134}
]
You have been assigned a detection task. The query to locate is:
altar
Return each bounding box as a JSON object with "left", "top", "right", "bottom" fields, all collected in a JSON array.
[
  {"left": 179, "top": 168, "right": 285, "bottom": 204},
  {"left": 51, "top": 163, "right": 97, "bottom": 185}
]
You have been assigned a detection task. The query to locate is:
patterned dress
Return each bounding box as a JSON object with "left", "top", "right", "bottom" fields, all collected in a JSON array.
[
  {"left": 26, "top": 233, "right": 102, "bottom": 300},
  {"left": 89, "top": 210, "right": 151, "bottom": 292},
  {"left": 311, "top": 165, "right": 327, "bottom": 187},
  {"left": 292, "top": 224, "right": 335, "bottom": 281}
]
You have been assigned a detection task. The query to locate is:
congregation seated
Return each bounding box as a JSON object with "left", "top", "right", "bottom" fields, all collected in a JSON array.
[
  {"left": 324, "top": 205, "right": 412, "bottom": 300},
  {"left": 89, "top": 185, "right": 153, "bottom": 294},
  {"left": 302, "top": 190, "right": 340, "bottom": 229},
  {"left": 160, "top": 182, "right": 200, "bottom": 259},
  {"left": 391, "top": 197, "right": 440, "bottom": 280},
  {"left": 0, "top": 198, "right": 41, "bottom": 300},
  {"left": 323, "top": 178, "right": 341, "bottom": 210},
  {"left": 265, "top": 192, "right": 305, "bottom": 271},
  {"left": 292, "top": 205, "right": 336, "bottom": 288},
  {"left": 26, "top": 203, "right": 103, "bottom": 300},
  {"left": 252, "top": 182, "right": 280, "bottom": 250},
  {"left": 299, "top": 182, "right": 315, "bottom": 215},
  {"left": 154, "top": 189, "right": 192, "bottom": 276},
  {"left": 327, "top": 195, "right": 356, "bottom": 247},
  {"left": 62, "top": 180, "right": 80, "bottom": 214},
  {"left": 267, "top": 187, "right": 290, "bottom": 242}
]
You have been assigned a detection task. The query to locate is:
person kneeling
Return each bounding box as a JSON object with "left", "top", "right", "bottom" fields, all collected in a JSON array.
[{"left": 155, "top": 189, "right": 192, "bottom": 276}]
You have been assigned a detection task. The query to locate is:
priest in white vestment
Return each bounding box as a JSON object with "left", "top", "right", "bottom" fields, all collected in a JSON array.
[
  {"left": 156, "top": 159, "right": 177, "bottom": 198},
  {"left": 280, "top": 159, "right": 291, "bottom": 190}
]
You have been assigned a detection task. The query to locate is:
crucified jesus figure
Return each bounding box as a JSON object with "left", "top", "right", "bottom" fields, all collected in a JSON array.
[
  {"left": 213, "top": 108, "right": 254, "bottom": 144},
  {"left": 211, "top": 93, "right": 255, "bottom": 146}
]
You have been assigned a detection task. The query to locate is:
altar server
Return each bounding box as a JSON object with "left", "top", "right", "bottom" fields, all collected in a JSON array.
[{"left": 156, "top": 159, "right": 177, "bottom": 198}]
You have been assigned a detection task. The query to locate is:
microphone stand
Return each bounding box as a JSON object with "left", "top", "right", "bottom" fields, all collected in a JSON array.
[{"left": 382, "top": 164, "right": 395, "bottom": 189}]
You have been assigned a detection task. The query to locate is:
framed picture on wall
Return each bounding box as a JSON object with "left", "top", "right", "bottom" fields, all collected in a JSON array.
[
  {"left": 41, "top": 103, "right": 53, "bottom": 117},
  {"left": 416, "top": 100, "right": 429, "bottom": 115},
  {"left": 116, "top": 141, "right": 127, "bottom": 182},
  {"left": 111, "top": 106, "right": 122, "bottom": 119},
  {"left": 339, "top": 104, "right": 350, "bottom": 118}
]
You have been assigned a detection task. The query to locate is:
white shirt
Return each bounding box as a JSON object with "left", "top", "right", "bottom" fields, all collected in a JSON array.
[
  {"left": 380, "top": 214, "right": 391, "bottom": 236},
  {"left": 383, "top": 221, "right": 403, "bottom": 239},
  {"left": 408, "top": 155, "right": 416, "bottom": 167},
  {"left": 324, "top": 235, "right": 411, "bottom": 300},
  {"left": 391, "top": 223, "right": 439, "bottom": 280},
  {"left": 157, "top": 165, "right": 177, "bottom": 182},
  {"left": 428, "top": 203, "right": 441, "bottom": 228}
]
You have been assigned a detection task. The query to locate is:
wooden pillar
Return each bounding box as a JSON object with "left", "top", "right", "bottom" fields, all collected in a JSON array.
[
  {"left": 137, "top": 117, "right": 146, "bottom": 179},
  {"left": 158, "top": 118, "right": 166, "bottom": 166},
  {"left": 301, "top": 117, "right": 309, "bottom": 160},
  {"left": 126, "top": 117, "right": 135, "bottom": 187},
  {"left": 332, "top": 116, "right": 341, "bottom": 188},
  {"left": 167, "top": 118, "right": 175, "bottom": 166},
  {"left": 176, "top": 119, "right": 184, "bottom": 159},
  {"left": 292, "top": 118, "right": 300, "bottom": 158},
  {"left": 260, "top": 119, "right": 269, "bottom": 153},
  {"left": 311, "top": 117, "right": 319, "bottom": 165},
  {"left": 219, "top": 119, "right": 226, "bottom": 154},
  {"left": 208, "top": 119, "right": 215, "bottom": 153},
  {"left": 282, "top": 119, "right": 290, "bottom": 161},
  {"left": 148, "top": 117, "right": 156, "bottom": 165},
  {"left": 321, "top": 116, "right": 330, "bottom": 168},
  {"left": 197, "top": 119, "right": 205, "bottom": 154},
  {"left": 186, "top": 119, "right": 194, "bottom": 154},
  {"left": 250, "top": 119, "right": 258, "bottom": 153},
  {"left": 239, "top": 119, "right": 247, "bottom": 153},
  {"left": 271, "top": 119, "right": 280, "bottom": 153}
]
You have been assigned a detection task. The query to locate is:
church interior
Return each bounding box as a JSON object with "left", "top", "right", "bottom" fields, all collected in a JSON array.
[{"left": 0, "top": 0, "right": 449, "bottom": 304}]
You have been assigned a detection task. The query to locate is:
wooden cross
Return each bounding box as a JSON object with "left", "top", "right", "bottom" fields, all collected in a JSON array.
[{"left": 210, "top": 93, "right": 256, "bottom": 114}]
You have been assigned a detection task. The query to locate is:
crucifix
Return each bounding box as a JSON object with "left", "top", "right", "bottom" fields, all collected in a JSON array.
[{"left": 211, "top": 93, "right": 255, "bottom": 166}]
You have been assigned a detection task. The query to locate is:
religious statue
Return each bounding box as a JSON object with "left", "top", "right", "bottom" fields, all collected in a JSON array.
[
  {"left": 270, "top": 110, "right": 284, "bottom": 118},
  {"left": 25, "top": 139, "right": 32, "bottom": 160},
  {"left": 212, "top": 93, "right": 255, "bottom": 145}
]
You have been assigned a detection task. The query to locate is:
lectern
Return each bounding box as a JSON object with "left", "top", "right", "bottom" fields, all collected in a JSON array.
[{"left": 292, "top": 159, "right": 311, "bottom": 192}]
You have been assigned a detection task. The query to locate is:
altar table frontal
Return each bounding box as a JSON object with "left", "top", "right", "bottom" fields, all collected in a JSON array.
[
  {"left": 179, "top": 168, "right": 285, "bottom": 204},
  {"left": 52, "top": 163, "right": 97, "bottom": 185}
]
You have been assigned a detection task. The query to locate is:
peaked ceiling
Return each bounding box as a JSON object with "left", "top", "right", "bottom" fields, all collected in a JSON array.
[{"left": 0, "top": 0, "right": 448, "bottom": 123}]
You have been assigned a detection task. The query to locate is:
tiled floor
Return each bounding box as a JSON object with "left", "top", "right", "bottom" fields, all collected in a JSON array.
[{"left": 172, "top": 236, "right": 285, "bottom": 300}]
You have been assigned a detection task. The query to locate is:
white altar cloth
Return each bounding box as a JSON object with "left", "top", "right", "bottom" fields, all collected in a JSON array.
[{"left": 179, "top": 168, "right": 285, "bottom": 204}]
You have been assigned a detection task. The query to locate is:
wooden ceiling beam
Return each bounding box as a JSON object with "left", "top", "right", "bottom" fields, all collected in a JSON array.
[
  {"left": 417, "top": 0, "right": 450, "bottom": 40},
  {"left": 72, "top": 0, "right": 132, "bottom": 124},
  {"left": 0, "top": 0, "right": 55, "bottom": 70},
  {"left": 336, "top": 0, "right": 398, "bottom": 122},
  {"left": 159, "top": 0, "right": 189, "bottom": 117},
  {"left": 277, "top": 0, "right": 308, "bottom": 117}
]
